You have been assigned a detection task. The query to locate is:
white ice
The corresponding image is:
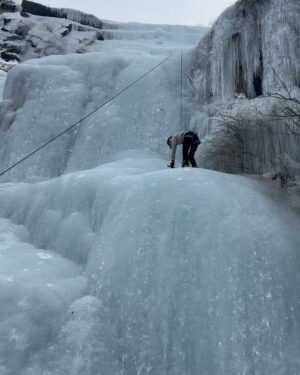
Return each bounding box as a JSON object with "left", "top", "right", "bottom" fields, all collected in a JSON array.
[
  {"left": 188, "top": 0, "right": 300, "bottom": 174},
  {"left": 0, "top": 7, "right": 299, "bottom": 375},
  {"left": 0, "top": 153, "right": 299, "bottom": 374},
  {"left": 0, "top": 70, "right": 7, "bottom": 99}
]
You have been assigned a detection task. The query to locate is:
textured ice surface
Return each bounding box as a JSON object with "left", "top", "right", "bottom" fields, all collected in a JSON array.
[
  {"left": 0, "top": 71, "right": 7, "bottom": 99},
  {"left": 0, "top": 154, "right": 299, "bottom": 374},
  {"left": 187, "top": 0, "right": 300, "bottom": 174},
  {"left": 0, "top": 216, "right": 86, "bottom": 375},
  {"left": 0, "top": 6, "right": 299, "bottom": 375},
  {"left": 0, "top": 47, "right": 187, "bottom": 181},
  {"left": 191, "top": 0, "right": 300, "bottom": 102}
]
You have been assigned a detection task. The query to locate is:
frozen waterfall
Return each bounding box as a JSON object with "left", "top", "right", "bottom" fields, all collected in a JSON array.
[
  {"left": 0, "top": 154, "right": 300, "bottom": 374},
  {"left": 187, "top": 0, "right": 300, "bottom": 175},
  {"left": 0, "top": 11, "right": 299, "bottom": 375}
]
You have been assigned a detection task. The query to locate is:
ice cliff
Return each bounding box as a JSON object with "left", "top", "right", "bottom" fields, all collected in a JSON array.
[
  {"left": 188, "top": 0, "right": 300, "bottom": 175},
  {"left": 0, "top": 21, "right": 205, "bottom": 181},
  {"left": 191, "top": 0, "right": 300, "bottom": 101}
]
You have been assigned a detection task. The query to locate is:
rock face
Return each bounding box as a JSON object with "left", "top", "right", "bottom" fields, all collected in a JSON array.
[
  {"left": 0, "top": 1, "right": 17, "bottom": 14},
  {"left": 21, "top": 0, "right": 102, "bottom": 29},
  {"left": 0, "top": 10, "right": 106, "bottom": 71}
]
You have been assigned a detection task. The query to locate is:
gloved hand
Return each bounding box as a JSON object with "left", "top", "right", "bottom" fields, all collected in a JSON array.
[{"left": 167, "top": 160, "right": 175, "bottom": 168}]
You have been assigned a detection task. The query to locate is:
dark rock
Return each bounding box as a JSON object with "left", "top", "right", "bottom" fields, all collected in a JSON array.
[
  {"left": 5, "top": 45, "right": 22, "bottom": 54},
  {"left": 15, "top": 24, "right": 30, "bottom": 37},
  {"left": 1, "top": 51, "right": 21, "bottom": 62},
  {"left": 21, "top": 0, "right": 103, "bottom": 29},
  {"left": 21, "top": 0, "right": 56, "bottom": 18},
  {"left": 5, "top": 34, "right": 23, "bottom": 41},
  {"left": 96, "top": 32, "right": 104, "bottom": 41},
  {"left": 0, "top": 42, "right": 22, "bottom": 54},
  {"left": 0, "top": 1, "right": 17, "bottom": 13},
  {"left": 61, "top": 24, "right": 72, "bottom": 37},
  {"left": 28, "top": 39, "right": 37, "bottom": 47},
  {"left": 4, "top": 18, "right": 12, "bottom": 24},
  {"left": 61, "top": 28, "right": 69, "bottom": 37},
  {"left": 20, "top": 11, "right": 30, "bottom": 17}
]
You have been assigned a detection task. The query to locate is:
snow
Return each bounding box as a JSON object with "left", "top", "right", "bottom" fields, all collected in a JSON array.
[{"left": 0, "top": 4, "right": 299, "bottom": 374}]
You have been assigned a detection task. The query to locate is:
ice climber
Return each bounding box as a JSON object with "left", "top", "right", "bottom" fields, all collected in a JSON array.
[{"left": 167, "top": 130, "right": 201, "bottom": 168}]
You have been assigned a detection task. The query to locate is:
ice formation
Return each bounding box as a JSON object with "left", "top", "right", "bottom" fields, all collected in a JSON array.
[
  {"left": 0, "top": 18, "right": 206, "bottom": 181},
  {"left": 0, "top": 154, "right": 300, "bottom": 374},
  {"left": 0, "top": 2, "right": 299, "bottom": 375},
  {"left": 188, "top": 0, "right": 300, "bottom": 174},
  {"left": 191, "top": 0, "right": 300, "bottom": 101}
]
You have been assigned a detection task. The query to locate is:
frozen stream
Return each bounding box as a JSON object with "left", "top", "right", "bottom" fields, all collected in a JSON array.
[{"left": 0, "top": 19, "right": 299, "bottom": 375}]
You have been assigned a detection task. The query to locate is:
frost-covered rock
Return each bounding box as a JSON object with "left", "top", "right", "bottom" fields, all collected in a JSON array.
[
  {"left": 0, "top": 11, "right": 107, "bottom": 71},
  {"left": 21, "top": 0, "right": 103, "bottom": 29},
  {"left": 0, "top": 0, "right": 17, "bottom": 14}
]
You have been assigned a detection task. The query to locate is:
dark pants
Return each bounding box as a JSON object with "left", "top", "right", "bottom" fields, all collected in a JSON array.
[{"left": 182, "top": 132, "right": 200, "bottom": 167}]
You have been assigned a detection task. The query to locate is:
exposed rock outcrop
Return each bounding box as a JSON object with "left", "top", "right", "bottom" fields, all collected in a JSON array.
[
  {"left": 0, "top": 10, "right": 106, "bottom": 71},
  {"left": 0, "top": 1, "right": 17, "bottom": 14},
  {"left": 21, "top": 0, "right": 103, "bottom": 29}
]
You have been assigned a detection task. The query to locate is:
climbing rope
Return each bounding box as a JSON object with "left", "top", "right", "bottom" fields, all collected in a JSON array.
[
  {"left": 180, "top": 51, "right": 183, "bottom": 130},
  {"left": 0, "top": 54, "right": 172, "bottom": 178}
]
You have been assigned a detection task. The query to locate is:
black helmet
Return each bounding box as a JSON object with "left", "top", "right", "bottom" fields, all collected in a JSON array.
[{"left": 167, "top": 136, "right": 172, "bottom": 148}]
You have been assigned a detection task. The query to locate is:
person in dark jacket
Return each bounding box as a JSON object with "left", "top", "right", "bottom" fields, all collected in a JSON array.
[{"left": 167, "top": 130, "right": 200, "bottom": 168}]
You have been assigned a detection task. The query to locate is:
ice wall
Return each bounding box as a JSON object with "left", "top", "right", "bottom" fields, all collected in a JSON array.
[
  {"left": 0, "top": 17, "right": 207, "bottom": 181},
  {"left": 0, "top": 50, "right": 182, "bottom": 181},
  {"left": 102, "top": 22, "right": 207, "bottom": 45},
  {"left": 191, "top": 0, "right": 300, "bottom": 102},
  {"left": 187, "top": 0, "right": 300, "bottom": 174}
]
